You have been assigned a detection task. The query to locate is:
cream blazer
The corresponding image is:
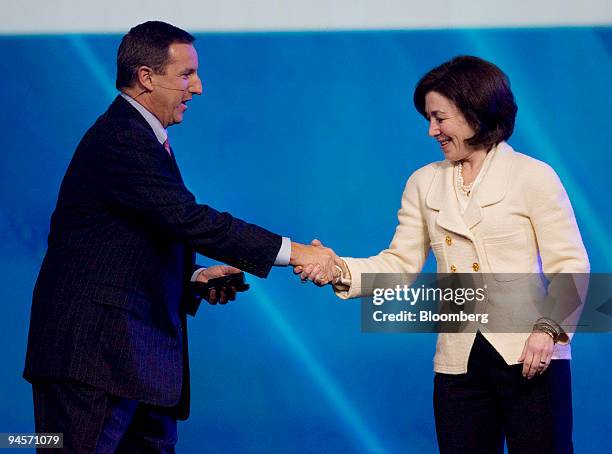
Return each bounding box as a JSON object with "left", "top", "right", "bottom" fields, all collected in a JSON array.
[{"left": 335, "top": 142, "right": 589, "bottom": 374}]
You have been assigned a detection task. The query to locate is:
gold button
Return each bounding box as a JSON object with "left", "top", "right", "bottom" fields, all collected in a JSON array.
[
  {"left": 445, "top": 235, "right": 452, "bottom": 246},
  {"left": 450, "top": 265, "right": 457, "bottom": 273},
  {"left": 472, "top": 262, "right": 480, "bottom": 272}
]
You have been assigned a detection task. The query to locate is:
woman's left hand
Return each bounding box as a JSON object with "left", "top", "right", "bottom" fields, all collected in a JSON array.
[{"left": 518, "top": 332, "right": 554, "bottom": 379}]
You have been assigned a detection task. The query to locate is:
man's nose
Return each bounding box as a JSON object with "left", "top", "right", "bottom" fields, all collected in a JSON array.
[{"left": 190, "top": 75, "right": 203, "bottom": 95}]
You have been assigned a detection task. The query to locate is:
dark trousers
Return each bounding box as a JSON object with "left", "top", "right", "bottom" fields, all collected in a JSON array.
[
  {"left": 434, "top": 332, "right": 573, "bottom": 454},
  {"left": 32, "top": 379, "right": 177, "bottom": 453}
]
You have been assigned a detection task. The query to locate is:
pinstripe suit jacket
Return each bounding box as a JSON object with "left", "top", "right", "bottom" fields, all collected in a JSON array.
[{"left": 24, "top": 96, "right": 282, "bottom": 419}]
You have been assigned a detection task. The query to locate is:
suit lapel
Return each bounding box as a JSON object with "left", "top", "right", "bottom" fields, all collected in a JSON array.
[
  {"left": 426, "top": 142, "right": 514, "bottom": 238},
  {"left": 467, "top": 142, "right": 513, "bottom": 228},
  {"left": 462, "top": 197, "right": 484, "bottom": 231},
  {"left": 426, "top": 161, "right": 474, "bottom": 239},
  {"left": 168, "top": 148, "right": 185, "bottom": 184}
]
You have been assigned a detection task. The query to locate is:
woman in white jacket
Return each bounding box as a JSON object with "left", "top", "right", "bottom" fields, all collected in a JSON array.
[{"left": 298, "top": 56, "right": 589, "bottom": 454}]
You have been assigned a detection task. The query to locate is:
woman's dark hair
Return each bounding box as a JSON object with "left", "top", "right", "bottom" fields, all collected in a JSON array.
[
  {"left": 413, "top": 56, "right": 517, "bottom": 150},
  {"left": 116, "top": 21, "right": 195, "bottom": 90}
]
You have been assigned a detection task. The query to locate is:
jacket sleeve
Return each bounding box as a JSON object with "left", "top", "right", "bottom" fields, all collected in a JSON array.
[
  {"left": 526, "top": 161, "right": 590, "bottom": 342},
  {"left": 334, "top": 168, "right": 431, "bottom": 299},
  {"left": 88, "top": 126, "right": 282, "bottom": 278}
]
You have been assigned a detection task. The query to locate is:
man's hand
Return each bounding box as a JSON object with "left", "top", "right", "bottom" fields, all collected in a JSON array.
[
  {"left": 291, "top": 239, "right": 342, "bottom": 286},
  {"left": 196, "top": 265, "right": 242, "bottom": 305}
]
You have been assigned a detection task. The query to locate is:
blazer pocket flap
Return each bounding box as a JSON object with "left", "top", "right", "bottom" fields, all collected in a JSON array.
[
  {"left": 89, "top": 283, "right": 150, "bottom": 318},
  {"left": 483, "top": 230, "right": 530, "bottom": 280}
]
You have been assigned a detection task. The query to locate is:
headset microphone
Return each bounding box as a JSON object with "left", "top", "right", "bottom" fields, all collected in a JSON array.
[{"left": 153, "top": 83, "right": 187, "bottom": 92}]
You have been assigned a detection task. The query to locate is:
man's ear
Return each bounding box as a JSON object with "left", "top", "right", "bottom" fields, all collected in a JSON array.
[{"left": 136, "top": 65, "right": 154, "bottom": 92}]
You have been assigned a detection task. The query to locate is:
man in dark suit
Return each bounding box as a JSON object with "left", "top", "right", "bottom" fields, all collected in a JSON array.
[{"left": 24, "top": 21, "right": 336, "bottom": 453}]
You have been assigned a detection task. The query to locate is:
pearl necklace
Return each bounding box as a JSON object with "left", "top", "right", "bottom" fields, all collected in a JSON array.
[{"left": 456, "top": 162, "right": 473, "bottom": 196}]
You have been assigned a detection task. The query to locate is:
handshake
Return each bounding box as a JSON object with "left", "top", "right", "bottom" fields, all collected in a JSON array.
[
  {"left": 197, "top": 239, "right": 347, "bottom": 305},
  {"left": 290, "top": 239, "right": 347, "bottom": 286}
]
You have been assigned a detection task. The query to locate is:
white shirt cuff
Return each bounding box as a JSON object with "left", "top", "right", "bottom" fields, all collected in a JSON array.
[
  {"left": 191, "top": 236, "right": 290, "bottom": 277},
  {"left": 191, "top": 268, "right": 206, "bottom": 282},
  {"left": 274, "top": 237, "right": 291, "bottom": 266}
]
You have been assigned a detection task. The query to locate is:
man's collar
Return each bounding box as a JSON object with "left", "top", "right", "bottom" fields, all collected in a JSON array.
[{"left": 120, "top": 92, "right": 167, "bottom": 145}]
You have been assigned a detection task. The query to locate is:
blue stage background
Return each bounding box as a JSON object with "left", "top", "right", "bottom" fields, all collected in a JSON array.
[{"left": 1, "top": 27, "right": 611, "bottom": 452}]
